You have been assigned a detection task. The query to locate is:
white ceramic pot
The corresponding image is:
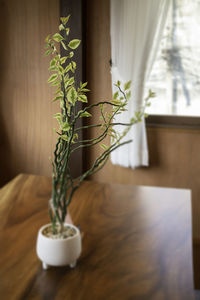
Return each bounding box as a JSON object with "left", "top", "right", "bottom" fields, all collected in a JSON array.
[{"left": 36, "top": 223, "right": 82, "bottom": 270}]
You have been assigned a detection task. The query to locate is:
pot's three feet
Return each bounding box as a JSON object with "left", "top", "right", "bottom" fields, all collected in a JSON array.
[
  {"left": 42, "top": 262, "right": 49, "bottom": 270},
  {"left": 69, "top": 261, "right": 76, "bottom": 268},
  {"left": 42, "top": 261, "right": 77, "bottom": 270}
]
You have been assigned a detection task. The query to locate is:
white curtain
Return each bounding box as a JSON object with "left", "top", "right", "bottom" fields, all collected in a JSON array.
[{"left": 110, "top": 0, "right": 171, "bottom": 168}]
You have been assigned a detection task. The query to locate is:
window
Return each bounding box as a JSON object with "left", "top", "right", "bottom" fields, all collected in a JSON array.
[{"left": 146, "top": 0, "right": 200, "bottom": 118}]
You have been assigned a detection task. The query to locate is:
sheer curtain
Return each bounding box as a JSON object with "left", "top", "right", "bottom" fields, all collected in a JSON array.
[{"left": 110, "top": 0, "right": 171, "bottom": 168}]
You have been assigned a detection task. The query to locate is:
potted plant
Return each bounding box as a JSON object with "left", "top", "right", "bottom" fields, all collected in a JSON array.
[{"left": 36, "top": 16, "right": 154, "bottom": 270}]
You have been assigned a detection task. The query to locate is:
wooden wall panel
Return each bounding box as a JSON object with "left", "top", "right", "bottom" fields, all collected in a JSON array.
[
  {"left": 85, "top": 0, "right": 200, "bottom": 240},
  {"left": 0, "top": 0, "right": 60, "bottom": 186}
]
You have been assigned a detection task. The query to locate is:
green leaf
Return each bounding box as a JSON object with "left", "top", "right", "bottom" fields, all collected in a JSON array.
[
  {"left": 111, "top": 99, "right": 121, "bottom": 105},
  {"left": 124, "top": 80, "right": 131, "bottom": 91},
  {"left": 58, "top": 65, "right": 64, "bottom": 74},
  {"left": 55, "top": 54, "right": 60, "bottom": 60},
  {"left": 45, "top": 34, "right": 50, "bottom": 43},
  {"left": 149, "top": 89, "right": 156, "bottom": 98},
  {"left": 60, "top": 100, "right": 69, "bottom": 110},
  {"left": 56, "top": 90, "right": 64, "bottom": 96},
  {"left": 130, "top": 117, "right": 136, "bottom": 123},
  {"left": 54, "top": 113, "right": 62, "bottom": 126},
  {"left": 78, "top": 95, "right": 88, "bottom": 103},
  {"left": 126, "top": 90, "right": 131, "bottom": 100},
  {"left": 67, "top": 87, "right": 77, "bottom": 104},
  {"left": 64, "top": 74, "right": 69, "bottom": 82},
  {"left": 69, "top": 51, "right": 74, "bottom": 58},
  {"left": 59, "top": 100, "right": 63, "bottom": 108},
  {"left": 60, "top": 15, "right": 70, "bottom": 25},
  {"left": 135, "top": 111, "right": 142, "bottom": 120},
  {"left": 61, "top": 134, "right": 68, "bottom": 141},
  {"left": 79, "top": 111, "right": 92, "bottom": 117},
  {"left": 109, "top": 128, "right": 116, "bottom": 134},
  {"left": 50, "top": 58, "right": 57, "bottom": 68},
  {"left": 59, "top": 24, "right": 65, "bottom": 31},
  {"left": 65, "top": 64, "right": 72, "bottom": 73},
  {"left": 71, "top": 61, "right": 76, "bottom": 69},
  {"left": 113, "top": 91, "right": 119, "bottom": 99},
  {"left": 60, "top": 56, "right": 67, "bottom": 64},
  {"left": 52, "top": 95, "right": 63, "bottom": 102},
  {"left": 53, "top": 33, "right": 64, "bottom": 42},
  {"left": 44, "top": 49, "right": 52, "bottom": 56},
  {"left": 80, "top": 82, "right": 88, "bottom": 88},
  {"left": 72, "top": 133, "right": 78, "bottom": 142},
  {"left": 62, "top": 122, "right": 70, "bottom": 131},
  {"left": 100, "top": 103, "right": 104, "bottom": 110},
  {"left": 61, "top": 41, "right": 67, "bottom": 50},
  {"left": 116, "top": 80, "right": 121, "bottom": 87},
  {"left": 65, "top": 28, "right": 70, "bottom": 36},
  {"left": 68, "top": 39, "right": 81, "bottom": 50},
  {"left": 50, "top": 80, "right": 60, "bottom": 87},
  {"left": 68, "top": 77, "right": 74, "bottom": 86},
  {"left": 47, "top": 73, "right": 58, "bottom": 83},
  {"left": 54, "top": 112, "right": 61, "bottom": 118},
  {"left": 49, "top": 65, "right": 57, "bottom": 71},
  {"left": 100, "top": 143, "right": 108, "bottom": 150},
  {"left": 110, "top": 133, "right": 116, "bottom": 139}
]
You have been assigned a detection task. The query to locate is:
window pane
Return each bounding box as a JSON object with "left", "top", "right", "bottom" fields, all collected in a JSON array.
[{"left": 146, "top": 0, "right": 200, "bottom": 117}]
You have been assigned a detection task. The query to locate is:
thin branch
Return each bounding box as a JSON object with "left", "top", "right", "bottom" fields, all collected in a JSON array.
[
  {"left": 73, "top": 101, "right": 121, "bottom": 124},
  {"left": 74, "top": 122, "right": 135, "bottom": 133},
  {"left": 78, "top": 139, "right": 132, "bottom": 184}
]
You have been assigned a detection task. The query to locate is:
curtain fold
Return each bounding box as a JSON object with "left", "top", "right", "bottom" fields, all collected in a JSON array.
[{"left": 110, "top": 0, "right": 171, "bottom": 168}]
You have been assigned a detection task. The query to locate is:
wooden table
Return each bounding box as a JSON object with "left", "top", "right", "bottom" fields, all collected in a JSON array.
[{"left": 0, "top": 174, "right": 199, "bottom": 299}]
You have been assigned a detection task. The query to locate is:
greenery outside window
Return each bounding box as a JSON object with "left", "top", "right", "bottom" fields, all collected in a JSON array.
[{"left": 146, "top": 0, "right": 200, "bottom": 127}]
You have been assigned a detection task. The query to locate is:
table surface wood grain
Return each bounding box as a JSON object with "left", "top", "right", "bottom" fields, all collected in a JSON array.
[{"left": 0, "top": 174, "right": 199, "bottom": 300}]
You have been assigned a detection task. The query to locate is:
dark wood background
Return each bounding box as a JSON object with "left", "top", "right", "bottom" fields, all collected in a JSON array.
[
  {"left": 0, "top": 0, "right": 60, "bottom": 185},
  {"left": 0, "top": 0, "right": 84, "bottom": 185}
]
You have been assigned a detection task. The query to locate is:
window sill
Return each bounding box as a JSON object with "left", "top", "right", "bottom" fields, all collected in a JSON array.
[{"left": 146, "top": 115, "right": 200, "bottom": 130}]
